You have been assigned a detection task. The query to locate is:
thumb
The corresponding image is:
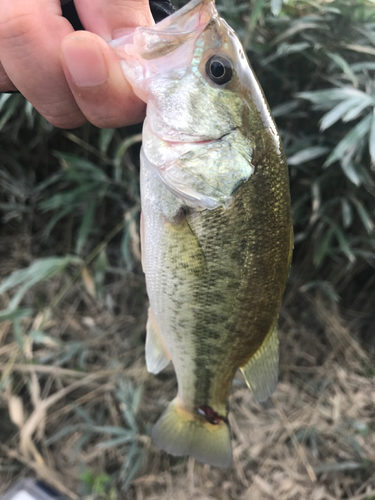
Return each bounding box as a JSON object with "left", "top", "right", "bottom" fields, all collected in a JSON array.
[{"left": 74, "top": 0, "right": 154, "bottom": 41}]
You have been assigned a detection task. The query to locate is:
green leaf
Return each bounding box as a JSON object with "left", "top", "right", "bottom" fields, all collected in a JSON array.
[
  {"left": 320, "top": 97, "right": 370, "bottom": 131},
  {"left": 298, "top": 88, "right": 365, "bottom": 105},
  {"left": 370, "top": 109, "right": 375, "bottom": 165},
  {"left": 97, "top": 436, "right": 135, "bottom": 449},
  {"left": 314, "top": 226, "right": 335, "bottom": 266},
  {"left": 75, "top": 199, "right": 97, "bottom": 255},
  {"left": 313, "top": 461, "right": 363, "bottom": 474},
  {"left": 351, "top": 197, "right": 374, "bottom": 234},
  {"left": 94, "top": 250, "right": 108, "bottom": 300},
  {"left": 325, "top": 114, "right": 372, "bottom": 167},
  {"left": 341, "top": 199, "right": 353, "bottom": 229},
  {"left": 119, "top": 443, "right": 143, "bottom": 490},
  {"left": 288, "top": 146, "right": 330, "bottom": 165},
  {"left": 53, "top": 152, "right": 108, "bottom": 180},
  {"left": 29, "top": 330, "right": 62, "bottom": 347},
  {"left": 99, "top": 128, "right": 115, "bottom": 153},
  {"left": 0, "top": 256, "right": 81, "bottom": 310},
  {"left": 351, "top": 61, "right": 375, "bottom": 72},
  {"left": 42, "top": 205, "right": 73, "bottom": 238},
  {"left": 13, "top": 318, "right": 24, "bottom": 347},
  {"left": 0, "top": 94, "right": 23, "bottom": 130},
  {"left": 270, "top": 0, "right": 283, "bottom": 16},
  {"left": 326, "top": 52, "right": 358, "bottom": 86},
  {"left": 263, "top": 42, "right": 310, "bottom": 64},
  {"left": 0, "top": 308, "right": 32, "bottom": 322},
  {"left": 90, "top": 425, "right": 134, "bottom": 436},
  {"left": 343, "top": 96, "right": 374, "bottom": 122},
  {"left": 114, "top": 134, "right": 142, "bottom": 170},
  {"left": 271, "top": 100, "right": 299, "bottom": 117},
  {"left": 248, "top": 0, "right": 266, "bottom": 32},
  {"left": 340, "top": 158, "right": 362, "bottom": 186},
  {"left": 300, "top": 280, "right": 339, "bottom": 302},
  {"left": 333, "top": 227, "right": 355, "bottom": 263}
]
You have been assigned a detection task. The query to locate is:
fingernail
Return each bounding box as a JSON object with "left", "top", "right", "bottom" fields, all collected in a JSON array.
[{"left": 61, "top": 36, "right": 109, "bottom": 87}]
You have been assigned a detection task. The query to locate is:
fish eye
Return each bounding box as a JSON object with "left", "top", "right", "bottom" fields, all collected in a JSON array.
[{"left": 205, "top": 55, "right": 233, "bottom": 85}]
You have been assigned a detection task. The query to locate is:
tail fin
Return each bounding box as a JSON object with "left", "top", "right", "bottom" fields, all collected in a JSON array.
[{"left": 151, "top": 398, "right": 232, "bottom": 467}]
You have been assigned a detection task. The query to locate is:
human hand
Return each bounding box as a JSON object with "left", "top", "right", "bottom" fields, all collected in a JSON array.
[{"left": 0, "top": 0, "right": 154, "bottom": 128}]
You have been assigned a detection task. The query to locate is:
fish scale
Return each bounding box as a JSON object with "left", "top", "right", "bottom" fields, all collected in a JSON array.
[{"left": 112, "top": 0, "right": 293, "bottom": 467}]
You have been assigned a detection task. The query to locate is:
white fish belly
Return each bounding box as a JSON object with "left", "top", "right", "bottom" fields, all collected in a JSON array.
[{"left": 141, "top": 150, "right": 200, "bottom": 410}]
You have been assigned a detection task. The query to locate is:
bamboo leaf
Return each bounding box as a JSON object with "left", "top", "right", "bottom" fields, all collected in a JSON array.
[
  {"left": 341, "top": 199, "right": 353, "bottom": 229},
  {"left": 325, "top": 114, "right": 372, "bottom": 167},
  {"left": 370, "top": 109, "right": 375, "bottom": 166},
  {"left": 0, "top": 257, "right": 81, "bottom": 310},
  {"left": 270, "top": 0, "right": 283, "bottom": 16},
  {"left": 0, "top": 308, "right": 32, "bottom": 322},
  {"left": 326, "top": 52, "right": 358, "bottom": 86},
  {"left": 314, "top": 461, "right": 363, "bottom": 474},
  {"left": 97, "top": 436, "right": 135, "bottom": 449},
  {"left": 314, "top": 226, "right": 335, "bottom": 266},
  {"left": 333, "top": 227, "right": 355, "bottom": 263},
  {"left": 343, "top": 96, "right": 374, "bottom": 122},
  {"left": 288, "top": 146, "right": 330, "bottom": 165},
  {"left": 320, "top": 97, "right": 368, "bottom": 131},
  {"left": 99, "top": 128, "right": 115, "bottom": 153},
  {"left": 76, "top": 199, "right": 97, "bottom": 255},
  {"left": 298, "top": 87, "right": 367, "bottom": 105},
  {"left": 271, "top": 100, "right": 300, "bottom": 117},
  {"left": 340, "top": 157, "right": 362, "bottom": 186},
  {"left": 351, "top": 197, "right": 374, "bottom": 234}
]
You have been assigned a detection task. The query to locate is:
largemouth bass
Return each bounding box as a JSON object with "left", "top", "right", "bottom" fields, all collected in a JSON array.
[{"left": 112, "top": 0, "right": 293, "bottom": 467}]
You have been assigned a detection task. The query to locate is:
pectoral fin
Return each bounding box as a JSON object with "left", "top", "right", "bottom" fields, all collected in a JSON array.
[
  {"left": 240, "top": 321, "right": 279, "bottom": 402},
  {"left": 145, "top": 309, "right": 171, "bottom": 374}
]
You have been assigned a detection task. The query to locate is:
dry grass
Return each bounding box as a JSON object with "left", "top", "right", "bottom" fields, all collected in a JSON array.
[{"left": 0, "top": 236, "right": 374, "bottom": 500}]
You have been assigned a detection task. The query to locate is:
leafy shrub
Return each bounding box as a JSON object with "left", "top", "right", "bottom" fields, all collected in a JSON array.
[{"left": 1, "top": 0, "right": 374, "bottom": 335}]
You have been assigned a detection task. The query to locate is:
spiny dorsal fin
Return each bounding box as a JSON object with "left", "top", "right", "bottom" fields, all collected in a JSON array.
[
  {"left": 240, "top": 321, "right": 279, "bottom": 402},
  {"left": 145, "top": 309, "right": 171, "bottom": 374}
]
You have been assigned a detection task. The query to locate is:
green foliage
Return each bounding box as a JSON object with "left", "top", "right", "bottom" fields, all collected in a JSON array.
[
  {"left": 0, "top": 0, "right": 373, "bottom": 345},
  {"left": 0, "top": 0, "right": 374, "bottom": 495},
  {"left": 80, "top": 470, "right": 118, "bottom": 499},
  {"left": 39, "top": 131, "right": 141, "bottom": 257},
  {"left": 46, "top": 380, "right": 144, "bottom": 492},
  {"left": 239, "top": 0, "right": 375, "bottom": 298}
]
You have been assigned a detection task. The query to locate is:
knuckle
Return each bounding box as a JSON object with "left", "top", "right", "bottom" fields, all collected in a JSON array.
[
  {"left": 43, "top": 109, "right": 87, "bottom": 129},
  {"left": 36, "top": 95, "right": 87, "bottom": 129},
  {"left": 88, "top": 109, "right": 125, "bottom": 128}
]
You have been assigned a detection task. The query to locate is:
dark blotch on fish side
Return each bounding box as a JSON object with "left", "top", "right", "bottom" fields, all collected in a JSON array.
[{"left": 197, "top": 405, "right": 227, "bottom": 425}]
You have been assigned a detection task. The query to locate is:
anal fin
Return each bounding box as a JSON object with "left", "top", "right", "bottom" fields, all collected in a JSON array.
[
  {"left": 240, "top": 321, "right": 279, "bottom": 402},
  {"left": 145, "top": 309, "right": 170, "bottom": 374}
]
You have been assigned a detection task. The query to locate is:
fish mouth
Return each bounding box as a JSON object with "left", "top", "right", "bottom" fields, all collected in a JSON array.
[
  {"left": 153, "top": 0, "right": 216, "bottom": 36},
  {"left": 112, "top": 0, "right": 216, "bottom": 60},
  {"left": 154, "top": 129, "right": 236, "bottom": 148}
]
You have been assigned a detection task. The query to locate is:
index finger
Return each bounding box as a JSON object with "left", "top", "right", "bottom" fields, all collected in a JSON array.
[
  {"left": 74, "top": 0, "right": 154, "bottom": 40},
  {"left": 0, "top": 0, "right": 85, "bottom": 128}
]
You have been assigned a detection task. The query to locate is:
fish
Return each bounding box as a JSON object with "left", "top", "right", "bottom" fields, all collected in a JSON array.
[{"left": 111, "top": 0, "right": 293, "bottom": 467}]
